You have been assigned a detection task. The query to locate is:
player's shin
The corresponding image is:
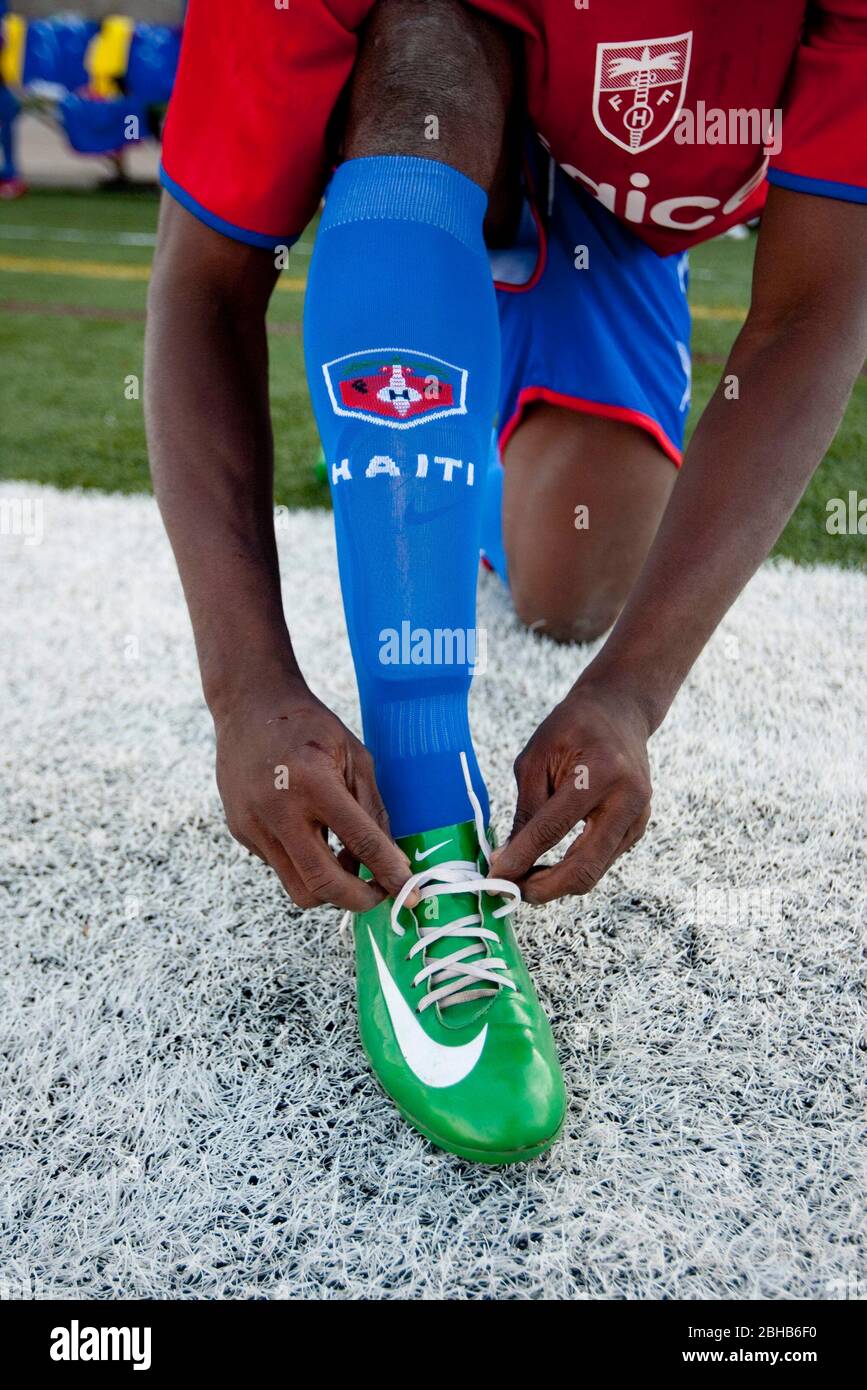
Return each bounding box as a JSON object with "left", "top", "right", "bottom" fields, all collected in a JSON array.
[{"left": 303, "top": 155, "right": 499, "bottom": 838}]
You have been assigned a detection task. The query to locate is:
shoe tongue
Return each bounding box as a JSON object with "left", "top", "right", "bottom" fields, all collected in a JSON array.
[
  {"left": 396, "top": 818, "right": 482, "bottom": 873},
  {"left": 397, "top": 819, "right": 493, "bottom": 1030}
]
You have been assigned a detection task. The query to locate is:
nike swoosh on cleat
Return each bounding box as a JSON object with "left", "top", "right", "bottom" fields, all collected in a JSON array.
[
  {"left": 368, "top": 928, "right": 487, "bottom": 1088},
  {"left": 414, "top": 839, "right": 451, "bottom": 862}
]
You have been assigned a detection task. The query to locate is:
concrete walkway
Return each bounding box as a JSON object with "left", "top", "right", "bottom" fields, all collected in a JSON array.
[{"left": 15, "top": 111, "right": 160, "bottom": 188}]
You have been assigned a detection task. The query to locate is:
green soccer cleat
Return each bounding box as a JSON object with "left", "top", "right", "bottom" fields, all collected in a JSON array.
[{"left": 353, "top": 754, "right": 566, "bottom": 1164}]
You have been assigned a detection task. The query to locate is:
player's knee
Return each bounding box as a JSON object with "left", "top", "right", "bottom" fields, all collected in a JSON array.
[
  {"left": 343, "top": 0, "right": 514, "bottom": 190},
  {"left": 511, "top": 580, "right": 622, "bottom": 646}
]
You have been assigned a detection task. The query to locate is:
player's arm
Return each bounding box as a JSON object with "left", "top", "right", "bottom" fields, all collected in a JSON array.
[
  {"left": 494, "top": 186, "right": 867, "bottom": 900},
  {"left": 145, "top": 197, "right": 413, "bottom": 911}
]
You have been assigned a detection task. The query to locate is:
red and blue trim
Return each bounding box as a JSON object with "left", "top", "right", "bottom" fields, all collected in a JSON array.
[
  {"left": 767, "top": 169, "right": 867, "bottom": 205},
  {"left": 159, "top": 164, "right": 300, "bottom": 250},
  {"left": 499, "top": 386, "right": 683, "bottom": 468}
]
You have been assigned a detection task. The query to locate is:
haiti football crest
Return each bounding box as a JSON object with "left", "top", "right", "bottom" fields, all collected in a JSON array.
[
  {"left": 593, "top": 31, "right": 692, "bottom": 154},
  {"left": 322, "top": 349, "right": 468, "bottom": 429}
]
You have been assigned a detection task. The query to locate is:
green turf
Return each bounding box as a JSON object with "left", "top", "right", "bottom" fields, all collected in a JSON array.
[{"left": 1, "top": 188, "right": 863, "bottom": 564}]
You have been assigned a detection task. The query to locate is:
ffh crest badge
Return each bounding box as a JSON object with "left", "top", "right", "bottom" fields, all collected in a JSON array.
[
  {"left": 592, "top": 32, "right": 692, "bottom": 154},
  {"left": 322, "top": 349, "right": 468, "bottom": 429}
]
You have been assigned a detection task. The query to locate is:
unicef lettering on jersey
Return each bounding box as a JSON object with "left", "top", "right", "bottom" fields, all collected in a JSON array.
[
  {"left": 542, "top": 132, "right": 768, "bottom": 236},
  {"left": 526, "top": 12, "right": 815, "bottom": 251}
]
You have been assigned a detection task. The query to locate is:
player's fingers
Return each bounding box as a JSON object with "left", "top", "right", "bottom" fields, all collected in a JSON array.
[
  {"left": 352, "top": 757, "right": 393, "bottom": 836},
  {"left": 352, "top": 765, "right": 414, "bottom": 902},
  {"left": 250, "top": 822, "right": 321, "bottom": 909},
  {"left": 273, "top": 814, "right": 386, "bottom": 913},
  {"left": 336, "top": 844, "right": 360, "bottom": 877},
  {"left": 492, "top": 783, "right": 594, "bottom": 882},
  {"left": 310, "top": 778, "right": 415, "bottom": 903},
  {"left": 231, "top": 828, "right": 269, "bottom": 865},
  {"left": 618, "top": 803, "right": 651, "bottom": 858},
  {"left": 506, "top": 749, "right": 550, "bottom": 842},
  {"left": 521, "top": 796, "right": 644, "bottom": 903}
]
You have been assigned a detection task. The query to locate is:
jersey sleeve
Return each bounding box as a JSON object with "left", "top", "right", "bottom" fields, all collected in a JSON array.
[
  {"left": 768, "top": 0, "right": 867, "bottom": 204},
  {"left": 160, "top": 0, "right": 372, "bottom": 248}
]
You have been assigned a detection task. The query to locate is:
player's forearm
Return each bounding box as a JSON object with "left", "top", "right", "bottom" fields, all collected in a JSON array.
[
  {"left": 582, "top": 299, "right": 865, "bottom": 732},
  {"left": 145, "top": 257, "right": 302, "bottom": 717}
]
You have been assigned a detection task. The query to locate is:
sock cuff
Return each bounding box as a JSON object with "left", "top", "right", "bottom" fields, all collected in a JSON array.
[{"left": 318, "top": 155, "right": 488, "bottom": 252}]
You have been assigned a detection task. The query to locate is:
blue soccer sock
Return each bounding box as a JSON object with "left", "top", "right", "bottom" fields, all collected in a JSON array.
[
  {"left": 0, "top": 118, "right": 17, "bottom": 180},
  {"left": 480, "top": 430, "right": 510, "bottom": 587},
  {"left": 304, "top": 156, "right": 499, "bottom": 838}
]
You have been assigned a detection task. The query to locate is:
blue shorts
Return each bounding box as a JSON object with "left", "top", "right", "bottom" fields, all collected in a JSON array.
[{"left": 491, "top": 157, "right": 691, "bottom": 467}]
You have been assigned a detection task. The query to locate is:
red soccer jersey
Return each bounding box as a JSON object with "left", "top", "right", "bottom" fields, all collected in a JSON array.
[{"left": 161, "top": 0, "right": 867, "bottom": 255}]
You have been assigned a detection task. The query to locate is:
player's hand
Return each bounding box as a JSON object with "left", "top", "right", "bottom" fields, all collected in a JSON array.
[
  {"left": 490, "top": 679, "right": 653, "bottom": 903},
  {"left": 214, "top": 679, "right": 414, "bottom": 912}
]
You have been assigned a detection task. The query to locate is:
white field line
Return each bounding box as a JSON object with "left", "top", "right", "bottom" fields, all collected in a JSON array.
[{"left": 0, "top": 224, "right": 314, "bottom": 253}]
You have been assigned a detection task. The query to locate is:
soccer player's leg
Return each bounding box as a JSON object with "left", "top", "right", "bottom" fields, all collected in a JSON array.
[
  {"left": 503, "top": 409, "right": 675, "bottom": 643},
  {"left": 0, "top": 80, "right": 25, "bottom": 196},
  {"left": 303, "top": 0, "right": 565, "bottom": 1163},
  {"left": 310, "top": 0, "right": 512, "bottom": 837},
  {"left": 488, "top": 154, "right": 691, "bottom": 643}
]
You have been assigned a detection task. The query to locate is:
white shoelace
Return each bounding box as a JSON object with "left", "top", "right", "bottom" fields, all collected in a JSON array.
[{"left": 388, "top": 752, "right": 520, "bottom": 1013}]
